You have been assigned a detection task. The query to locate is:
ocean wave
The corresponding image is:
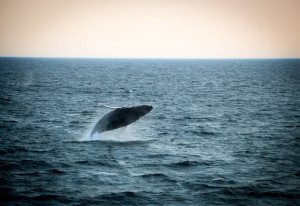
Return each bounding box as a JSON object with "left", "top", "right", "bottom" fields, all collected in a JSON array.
[
  {"left": 146, "top": 153, "right": 172, "bottom": 158},
  {"left": 138, "top": 173, "right": 177, "bottom": 183},
  {"left": 189, "top": 129, "right": 218, "bottom": 136},
  {"left": 74, "top": 160, "right": 116, "bottom": 167},
  {"left": 0, "top": 149, "right": 8, "bottom": 155},
  {"left": 49, "top": 168, "right": 66, "bottom": 175},
  {"left": 81, "top": 110, "right": 94, "bottom": 116},
  {"left": 21, "top": 159, "right": 51, "bottom": 168},
  {"left": 5, "top": 145, "right": 29, "bottom": 154},
  {"left": 0, "top": 162, "right": 22, "bottom": 171},
  {"left": 139, "top": 173, "right": 169, "bottom": 178},
  {"left": 15, "top": 171, "right": 41, "bottom": 176},
  {"left": 0, "top": 193, "right": 72, "bottom": 204},
  {"left": 88, "top": 191, "right": 156, "bottom": 205},
  {"left": 166, "top": 160, "right": 213, "bottom": 168},
  {"left": 70, "top": 139, "right": 153, "bottom": 146},
  {"left": 183, "top": 181, "right": 220, "bottom": 191},
  {"left": 221, "top": 185, "right": 299, "bottom": 199}
]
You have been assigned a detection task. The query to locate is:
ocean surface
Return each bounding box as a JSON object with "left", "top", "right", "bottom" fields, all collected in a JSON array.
[{"left": 0, "top": 58, "right": 299, "bottom": 205}]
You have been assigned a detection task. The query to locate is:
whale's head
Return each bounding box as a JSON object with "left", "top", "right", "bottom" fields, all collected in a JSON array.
[{"left": 133, "top": 105, "right": 153, "bottom": 118}]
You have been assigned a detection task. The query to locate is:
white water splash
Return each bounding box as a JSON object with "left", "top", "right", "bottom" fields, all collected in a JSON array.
[{"left": 79, "top": 125, "right": 144, "bottom": 142}]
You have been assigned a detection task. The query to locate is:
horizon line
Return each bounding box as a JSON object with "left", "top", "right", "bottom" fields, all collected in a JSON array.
[{"left": 0, "top": 56, "right": 299, "bottom": 60}]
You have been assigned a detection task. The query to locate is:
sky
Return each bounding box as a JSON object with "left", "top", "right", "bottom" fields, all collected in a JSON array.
[{"left": 0, "top": 0, "right": 299, "bottom": 58}]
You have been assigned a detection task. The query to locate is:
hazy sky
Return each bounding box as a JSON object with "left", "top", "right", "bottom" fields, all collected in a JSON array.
[{"left": 0, "top": 0, "right": 299, "bottom": 58}]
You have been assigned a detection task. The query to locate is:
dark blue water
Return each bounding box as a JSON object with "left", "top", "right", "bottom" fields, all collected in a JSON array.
[{"left": 0, "top": 58, "right": 299, "bottom": 205}]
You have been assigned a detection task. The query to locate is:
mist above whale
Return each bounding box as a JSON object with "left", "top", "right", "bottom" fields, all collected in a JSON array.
[{"left": 90, "top": 105, "right": 153, "bottom": 136}]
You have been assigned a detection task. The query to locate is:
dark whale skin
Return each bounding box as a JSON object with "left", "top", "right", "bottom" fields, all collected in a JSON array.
[{"left": 90, "top": 105, "right": 152, "bottom": 136}]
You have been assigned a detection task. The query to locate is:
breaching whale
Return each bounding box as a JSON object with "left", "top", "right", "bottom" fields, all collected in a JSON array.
[{"left": 90, "top": 105, "right": 152, "bottom": 136}]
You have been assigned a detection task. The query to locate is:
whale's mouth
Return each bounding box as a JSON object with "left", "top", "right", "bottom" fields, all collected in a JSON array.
[
  {"left": 139, "top": 105, "right": 153, "bottom": 115},
  {"left": 145, "top": 105, "right": 153, "bottom": 113}
]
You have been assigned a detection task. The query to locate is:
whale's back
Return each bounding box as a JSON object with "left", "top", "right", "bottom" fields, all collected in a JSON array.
[
  {"left": 90, "top": 108, "right": 134, "bottom": 136},
  {"left": 90, "top": 106, "right": 152, "bottom": 136}
]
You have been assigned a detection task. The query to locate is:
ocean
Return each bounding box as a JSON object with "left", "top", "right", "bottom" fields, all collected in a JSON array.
[{"left": 0, "top": 58, "right": 299, "bottom": 205}]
